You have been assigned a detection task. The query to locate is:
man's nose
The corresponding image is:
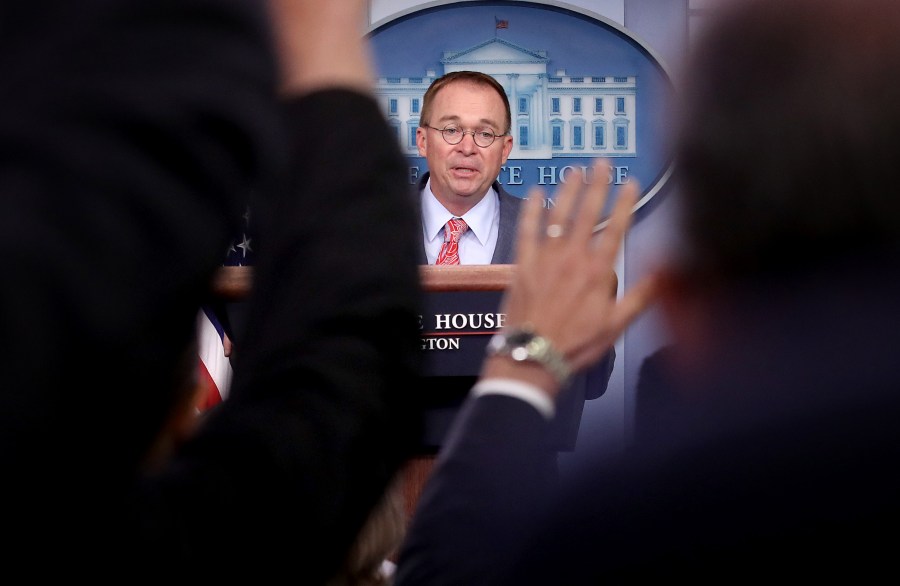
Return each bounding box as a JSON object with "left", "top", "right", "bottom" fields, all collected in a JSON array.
[{"left": 457, "top": 131, "right": 479, "bottom": 152}]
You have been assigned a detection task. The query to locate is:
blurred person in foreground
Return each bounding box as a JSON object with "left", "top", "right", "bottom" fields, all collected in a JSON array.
[
  {"left": 1, "top": 0, "right": 422, "bottom": 579},
  {"left": 396, "top": 0, "right": 900, "bottom": 582}
]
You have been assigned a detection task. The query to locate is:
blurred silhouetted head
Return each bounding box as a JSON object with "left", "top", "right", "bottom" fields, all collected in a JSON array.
[{"left": 674, "top": 0, "right": 900, "bottom": 284}]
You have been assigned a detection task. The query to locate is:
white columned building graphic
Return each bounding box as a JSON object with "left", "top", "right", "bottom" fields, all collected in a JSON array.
[{"left": 374, "top": 37, "right": 637, "bottom": 160}]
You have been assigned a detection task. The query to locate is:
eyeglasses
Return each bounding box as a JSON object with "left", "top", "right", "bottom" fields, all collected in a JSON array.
[{"left": 424, "top": 125, "right": 507, "bottom": 148}]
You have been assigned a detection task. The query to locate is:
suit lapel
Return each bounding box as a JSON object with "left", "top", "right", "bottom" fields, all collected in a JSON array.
[{"left": 492, "top": 182, "right": 523, "bottom": 264}]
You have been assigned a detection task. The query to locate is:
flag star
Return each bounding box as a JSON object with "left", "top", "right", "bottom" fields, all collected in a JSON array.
[
  {"left": 237, "top": 233, "right": 252, "bottom": 257},
  {"left": 243, "top": 206, "right": 251, "bottom": 226}
]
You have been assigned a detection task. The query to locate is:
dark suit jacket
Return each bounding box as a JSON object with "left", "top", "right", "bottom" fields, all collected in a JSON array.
[
  {"left": 2, "top": 1, "right": 422, "bottom": 578},
  {"left": 415, "top": 172, "right": 614, "bottom": 450},
  {"left": 396, "top": 261, "right": 900, "bottom": 584}
]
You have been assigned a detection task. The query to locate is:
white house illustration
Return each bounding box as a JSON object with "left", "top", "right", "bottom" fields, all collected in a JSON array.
[{"left": 374, "top": 37, "right": 637, "bottom": 160}]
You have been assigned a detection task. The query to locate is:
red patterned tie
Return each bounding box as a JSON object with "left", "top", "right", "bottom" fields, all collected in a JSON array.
[{"left": 435, "top": 217, "right": 468, "bottom": 265}]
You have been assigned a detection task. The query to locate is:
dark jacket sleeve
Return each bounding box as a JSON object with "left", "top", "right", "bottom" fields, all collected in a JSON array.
[{"left": 395, "top": 394, "right": 558, "bottom": 586}]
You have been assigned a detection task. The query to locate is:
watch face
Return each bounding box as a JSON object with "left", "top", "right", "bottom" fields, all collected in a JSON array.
[
  {"left": 510, "top": 346, "right": 532, "bottom": 362},
  {"left": 506, "top": 331, "right": 533, "bottom": 346}
]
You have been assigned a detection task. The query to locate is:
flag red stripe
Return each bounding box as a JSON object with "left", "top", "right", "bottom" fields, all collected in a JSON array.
[{"left": 196, "top": 361, "right": 222, "bottom": 411}]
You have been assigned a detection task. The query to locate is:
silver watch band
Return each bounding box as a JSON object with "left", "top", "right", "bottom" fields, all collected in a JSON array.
[{"left": 486, "top": 324, "right": 572, "bottom": 386}]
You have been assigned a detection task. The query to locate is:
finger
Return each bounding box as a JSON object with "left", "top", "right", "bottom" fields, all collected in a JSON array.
[
  {"left": 593, "top": 180, "right": 639, "bottom": 268},
  {"left": 609, "top": 273, "right": 660, "bottom": 334},
  {"left": 514, "top": 185, "right": 547, "bottom": 267},
  {"left": 570, "top": 159, "right": 611, "bottom": 245},
  {"left": 546, "top": 166, "right": 586, "bottom": 231},
  {"left": 567, "top": 274, "right": 659, "bottom": 370}
]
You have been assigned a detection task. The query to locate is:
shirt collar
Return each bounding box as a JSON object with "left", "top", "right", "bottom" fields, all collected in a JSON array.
[{"left": 421, "top": 178, "right": 498, "bottom": 246}]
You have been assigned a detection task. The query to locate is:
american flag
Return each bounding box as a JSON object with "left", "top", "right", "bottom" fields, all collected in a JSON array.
[
  {"left": 196, "top": 304, "right": 232, "bottom": 410},
  {"left": 196, "top": 206, "right": 255, "bottom": 412},
  {"left": 495, "top": 17, "right": 509, "bottom": 29}
]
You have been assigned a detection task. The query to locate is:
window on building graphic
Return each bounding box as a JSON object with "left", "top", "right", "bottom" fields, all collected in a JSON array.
[
  {"left": 411, "top": 98, "right": 420, "bottom": 114},
  {"left": 551, "top": 97, "right": 560, "bottom": 114},
  {"left": 389, "top": 98, "right": 398, "bottom": 115},
  {"left": 408, "top": 120, "right": 419, "bottom": 149},
  {"left": 519, "top": 125, "right": 529, "bottom": 147},
  {"left": 614, "top": 76, "right": 628, "bottom": 83},
  {"left": 519, "top": 96, "right": 528, "bottom": 114},
  {"left": 616, "top": 97, "right": 625, "bottom": 114},
  {"left": 593, "top": 123, "right": 606, "bottom": 148},
  {"left": 573, "top": 97, "right": 582, "bottom": 114},
  {"left": 552, "top": 123, "right": 563, "bottom": 148},
  {"left": 615, "top": 122, "right": 628, "bottom": 149},
  {"left": 389, "top": 119, "right": 400, "bottom": 143},
  {"left": 594, "top": 97, "right": 603, "bottom": 114},
  {"left": 572, "top": 124, "right": 584, "bottom": 149}
]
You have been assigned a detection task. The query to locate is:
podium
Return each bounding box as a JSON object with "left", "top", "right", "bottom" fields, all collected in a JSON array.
[{"left": 417, "top": 265, "right": 508, "bottom": 451}]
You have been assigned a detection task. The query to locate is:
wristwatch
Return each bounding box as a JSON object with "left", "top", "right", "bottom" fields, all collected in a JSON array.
[{"left": 486, "top": 324, "right": 572, "bottom": 387}]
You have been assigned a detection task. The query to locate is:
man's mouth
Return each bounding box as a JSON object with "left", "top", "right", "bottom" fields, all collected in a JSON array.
[{"left": 452, "top": 166, "right": 478, "bottom": 176}]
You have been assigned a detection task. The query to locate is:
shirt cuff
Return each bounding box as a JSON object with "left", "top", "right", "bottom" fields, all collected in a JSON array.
[{"left": 471, "top": 378, "right": 555, "bottom": 420}]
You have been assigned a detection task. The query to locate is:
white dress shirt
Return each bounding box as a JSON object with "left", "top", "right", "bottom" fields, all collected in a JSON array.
[
  {"left": 421, "top": 178, "right": 500, "bottom": 265},
  {"left": 471, "top": 378, "right": 555, "bottom": 419}
]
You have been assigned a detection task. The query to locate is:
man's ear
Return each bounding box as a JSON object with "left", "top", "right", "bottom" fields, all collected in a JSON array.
[
  {"left": 655, "top": 268, "right": 716, "bottom": 374},
  {"left": 500, "top": 134, "right": 513, "bottom": 163},
  {"left": 416, "top": 126, "right": 427, "bottom": 157}
]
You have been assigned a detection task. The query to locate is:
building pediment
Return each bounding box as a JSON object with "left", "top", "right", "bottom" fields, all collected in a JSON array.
[{"left": 442, "top": 38, "right": 549, "bottom": 65}]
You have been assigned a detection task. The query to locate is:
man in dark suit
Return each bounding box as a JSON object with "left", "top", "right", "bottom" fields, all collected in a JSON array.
[
  {"left": 396, "top": 0, "right": 900, "bottom": 583},
  {"left": 415, "top": 71, "right": 520, "bottom": 266},
  {"left": 413, "top": 71, "right": 614, "bottom": 452},
  {"left": 1, "top": 0, "right": 422, "bottom": 579}
]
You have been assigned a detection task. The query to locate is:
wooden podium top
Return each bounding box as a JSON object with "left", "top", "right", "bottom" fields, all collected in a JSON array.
[
  {"left": 212, "top": 264, "right": 515, "bottom": 299},
  {"left": 418, "top": 264, "right": 514, "bottom": 291}
]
